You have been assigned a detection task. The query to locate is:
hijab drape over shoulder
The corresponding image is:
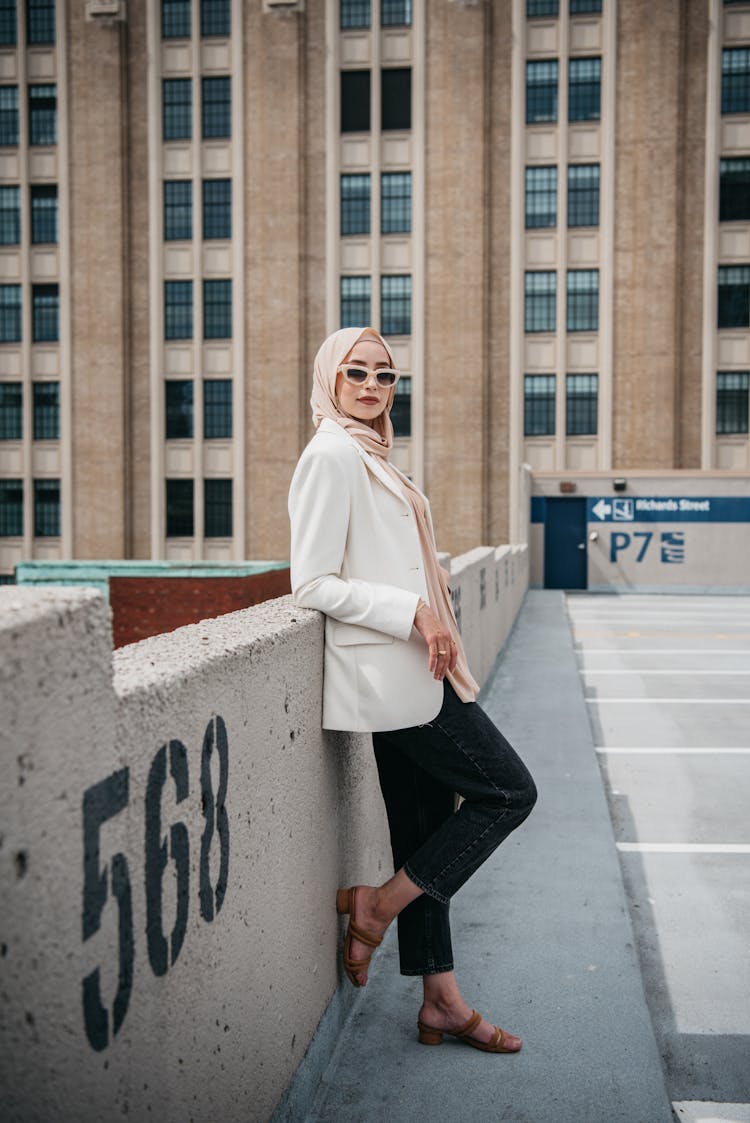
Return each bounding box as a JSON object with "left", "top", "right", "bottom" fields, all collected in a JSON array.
[{"left": 310, "top": 327, "right": 479, "bottom": 704}]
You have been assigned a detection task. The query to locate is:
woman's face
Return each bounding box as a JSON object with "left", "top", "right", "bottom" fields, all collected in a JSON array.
[{"left": 335, "top": 336, "right": 392, "bottom": 426}]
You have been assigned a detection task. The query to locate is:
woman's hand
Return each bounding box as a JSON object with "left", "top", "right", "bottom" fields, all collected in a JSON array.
[{"left": 413, "top": 601, "right": 458, "bottom": 681}]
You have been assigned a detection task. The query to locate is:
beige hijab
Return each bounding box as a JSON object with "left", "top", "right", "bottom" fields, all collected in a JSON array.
[{"left": 311, "top": 326, "right": 479, "bottom": 704}]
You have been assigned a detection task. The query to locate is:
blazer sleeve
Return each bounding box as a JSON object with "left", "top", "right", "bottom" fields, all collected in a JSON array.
[{"left": 288, "top": 441, "right": 420, "bottom": 642}]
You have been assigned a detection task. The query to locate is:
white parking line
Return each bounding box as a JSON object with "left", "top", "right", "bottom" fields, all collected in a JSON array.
[
  {"left": 586, "top": 698, "right": 750, "bottom": 704},
  {"left": 583, "top": 669, "right": 750, "bottom": 675},
  {"left": 595, "top": 747, "right": 750, "bottom": 754},
  {"left": 617, "top": 843, "right": 750, "bottom": 854},
  {"left": 672, "top": 1101, "right": 750, "bottom": 1123}
]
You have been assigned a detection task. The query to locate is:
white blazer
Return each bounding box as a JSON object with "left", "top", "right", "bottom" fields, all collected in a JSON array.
[{"left": 288, "top": 417, "right": 444, "bottom": 732}]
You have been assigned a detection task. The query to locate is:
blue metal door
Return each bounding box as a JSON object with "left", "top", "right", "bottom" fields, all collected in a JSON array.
[{"left": 544, "top": 498, "right": 588, "bottom": 589}]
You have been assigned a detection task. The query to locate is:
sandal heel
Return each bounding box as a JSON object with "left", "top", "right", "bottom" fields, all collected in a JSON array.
[
  {"left": 336, "top": 888, "right": 350, "bottom": 915},
  {"left": 418, "top": 1025, "right": 444, "bottom": 1046}
]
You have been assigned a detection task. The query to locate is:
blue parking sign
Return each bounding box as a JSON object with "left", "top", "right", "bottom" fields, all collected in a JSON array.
[{"left": 660, "top": 532, "right": 685, "bottom": 563}]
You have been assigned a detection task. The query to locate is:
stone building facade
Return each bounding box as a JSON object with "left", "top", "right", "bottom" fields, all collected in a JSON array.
[{"left": 0, "top": 0, "right": 747, "bottom": 576}]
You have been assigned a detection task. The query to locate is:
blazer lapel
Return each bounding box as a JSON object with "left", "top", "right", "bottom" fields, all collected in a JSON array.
[{"left": 318, "top": 418, "right": 409, "bottom": 507}]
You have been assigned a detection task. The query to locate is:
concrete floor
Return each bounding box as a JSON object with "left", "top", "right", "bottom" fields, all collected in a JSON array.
[
  {"left": 568, "top": 593, "right": 750, "bottom": 1123},
  {"left": 295, "top": 591, "right": 678, "bottom": 1123}
]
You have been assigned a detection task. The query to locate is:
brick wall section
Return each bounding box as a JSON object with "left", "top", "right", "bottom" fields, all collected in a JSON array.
[
  {"left": 125, "top": 2, "right": 152, "bottom": 557},
  {"left": 424, "top": 1, "right": 489, "bottom": 556},
  {"left": 613, "top": 0, "right": 682, "bottom": 468},
  {"left": 487, "top": 2, "right": 514, "bottom": 547},
  {"left": 68, "top": 12, "right": 128, "bottom": 555},
  {"left": 675, "top": 0, "right": 708, "bottom": 469},
  {"left": 244, "top": 7, "right": 309, "bottom": 559},
  {"left": 108, "top": 568, "right": 291, "bottom": 647}
]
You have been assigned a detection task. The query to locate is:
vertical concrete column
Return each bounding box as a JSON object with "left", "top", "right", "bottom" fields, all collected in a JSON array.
[
  {"left": 612, "top": 0, "right": 682, "bottom": 468},
  {"left": 0, "top": 588, "right": 117, "bottom": 1121},
  {"left": 424, "top": 0, "right": 488, "bottom": 555},
  {"left": 67, "top": 8, "right": 128, "bottom": 556}
]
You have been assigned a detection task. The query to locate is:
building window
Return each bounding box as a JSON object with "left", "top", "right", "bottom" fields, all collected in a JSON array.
[
  {"left": 203, "top": 278, "right": 231, "bottom": 339},
  {"left": 720, "top": 158, "right": 750, "bottom": 222},
  {"left": 204, "top": 379, "right": 232, "bottom": 439},
  {"left": 382, "top": 172, "right": 411, "bottom": 234},
  {"left": 29, "top": 84, "right": 56, "bottom": 146},
  {"left": 570, "top": 0, "right": 601, "bottom": 12},
  {"left": 382, "top": 68, "right": 411, "bottom": 130},
  {"left": 525, "top": 166, "right": 557, "bottom": 229},
  {"left": 33, "top": 381, "right": 59, "bottom": 439},
  {"left": 524, "top": 271, "right": 556, "bottom": 333},
  {"left": 162, "top": 0, "right": 190, "bottom": 38},
  {"left": 524, "top": 375, "right": 556, "bottom": 436},
  {"left": 528, "top": 0, "right": 558, "bottom": 16},
  {"left": 0, "top": 381, "right": 21, "bottom": 439},
  {"left": 341, "top": 0, "right": 370, "bottom": 28},
  {"left": 165, "top": 380, "right": 194, "bottom": 439},
  {"left": 0, "top": 86, "right": 18, "bottom": 146},
  {"left": 569, "top": 57, "right": 600, "bottom": 122},
  {"left": 718, "top": 265, "right": 750, "bottom": 328},
  {"left": 32, "top": 283, "right": 58, "bottom": 342},
  {"left": 166, "top": 479, "right": 194, "bottom": 537},
  {"left": 201, "top": 0, "right": 230, "bottom": 37},
  {"left": 381, "top": 274, "right": 411, "bottom": 335},
  {"left": 566, "top": 374, "right": 598, "bottom": 435},
  {"left": 341, "top": 70, "right": 370, "bottom": 132},
  {"left": 568, "top": 164, "right": 600, "bottom": 227},
  {"left": 526, "top": 60, "right": 558, "bottom": 125},
  {"left": 204, "top": 478, "right": 232, "bottom": 537},
  {"left": 34, "top": 478, "right": 60, "bottom": 536},
  {"left": 341, "top": 174, "right": 371, "bottom": 236},
  {"left": 567, "top": 269, "right": 598, "bottom": 332},
  {"left": 165, "top": 280, "right": 193, "bottom": 340},
  {"left": 202, "top": 76, "right": 230, "bottom": 140},
  {"left": 391, "top": 375, "right": 411, "bottom": 437},
  {"left": 163, "top": 78, "right": 192, "bottom": 141},
  {"left": 30, "top": 184, "right": 57, "bottom": 244},
  {"left": 164, "top": 180, "right": 192, "bottom": 241},
  {"left": 0, "top": 0, "right": 16, "bottom": 47},
  {"left": 381, "top": 0, "right": 411, "bottom": 26},
  {"left": 203, "top": 178, "right": 231, "bottom": 239},
  {"left": 341, "top": 275, "right": 371, "bottom": 327},
  {"left": 0, "top": 283, "right": 21, "bottom": 342},
  {"left": 27, "top": 0, "right": 54, "bottom": 44},
  {"left": 722, "top": 48, "right": 750, "bottom": 115},
  {"left": 0, "top": 184, "right": 19, "bottom": 244},
  {"left": 0, "top": 478, "right": 22, "bottom": 535},
  {"left": 717, "top": 371, "right": 749, "bottom": 434}
]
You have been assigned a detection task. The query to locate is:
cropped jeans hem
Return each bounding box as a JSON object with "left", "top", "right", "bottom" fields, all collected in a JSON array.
[
  {"left": 403, "top": 862, "right": 450, "bottom": 906},
  {"left": 400, "top": 961, "right": 455, "bottom": 977}
]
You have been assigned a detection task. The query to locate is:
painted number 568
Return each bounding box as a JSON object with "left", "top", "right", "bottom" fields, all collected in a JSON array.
[{"left": 81, "top": 715, "right": 230, "bottom": 1052}]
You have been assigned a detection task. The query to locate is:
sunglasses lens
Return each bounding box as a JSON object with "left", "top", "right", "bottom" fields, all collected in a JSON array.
[
  {"left": 345, "top": 367, "right": 368, "bottom": 383},
  {"left": 377, "top": 370, "right": 397, "bottom": 386}
]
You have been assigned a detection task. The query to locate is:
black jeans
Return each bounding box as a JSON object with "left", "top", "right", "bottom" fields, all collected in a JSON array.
[{"left": 372, "top": 679, "right": 537, "bottom": 976}]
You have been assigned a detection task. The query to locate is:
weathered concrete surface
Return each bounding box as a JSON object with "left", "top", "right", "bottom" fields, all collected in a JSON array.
[
  {"left": 0, "top": 539, "right": 528, "bottom": 1122},
  {"left": 302, "top": 591, "right": 674, "bottom": 1123}
]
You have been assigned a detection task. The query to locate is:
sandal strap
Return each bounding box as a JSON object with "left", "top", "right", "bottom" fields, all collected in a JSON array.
[
  {"left": 455, "top": 1009, "right": 483, "bottom": 1038},
  {"left": 348, "top": 919, "right": 382, "bottom": 949},
  {"left": 488, "top": 1025, "right": 505, "bottom": 1050}
]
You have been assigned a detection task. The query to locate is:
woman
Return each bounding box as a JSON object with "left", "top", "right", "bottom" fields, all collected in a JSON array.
[{"left": 288, "top": 326, "right": 537, "bottom": 1054}]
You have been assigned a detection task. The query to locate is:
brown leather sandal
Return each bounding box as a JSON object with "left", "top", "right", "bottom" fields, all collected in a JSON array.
[
  {"left": 417, "top": 1009, "right": 522, "bottom": 1053},
  {"left": 335, "top": 886, "right": 383, "bottom": 988}
]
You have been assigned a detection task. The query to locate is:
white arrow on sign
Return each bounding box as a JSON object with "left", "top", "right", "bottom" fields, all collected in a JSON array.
[{"left": 592, "top": 499, "right": 612, "bottom": 521}]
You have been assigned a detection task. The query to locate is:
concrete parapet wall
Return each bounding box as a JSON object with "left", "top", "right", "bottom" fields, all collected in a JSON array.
[{"left": 0, "top": 542, "right": 528, "bottom": 1122}]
